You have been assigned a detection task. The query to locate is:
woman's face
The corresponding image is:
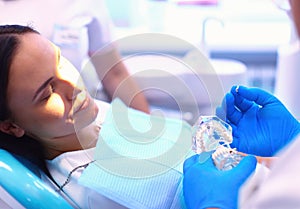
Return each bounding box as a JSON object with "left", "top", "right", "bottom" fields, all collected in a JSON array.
[{"left": 6, "top": 32, "right": 98, "bottom": 144}]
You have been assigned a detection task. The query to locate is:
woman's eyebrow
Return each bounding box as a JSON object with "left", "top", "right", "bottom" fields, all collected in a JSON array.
[
  {"left": 32, "top": 77, "right": 54, "bottom": 101},
  {"left": 32, "top": 46, "right": 60, "bottom": 102}
]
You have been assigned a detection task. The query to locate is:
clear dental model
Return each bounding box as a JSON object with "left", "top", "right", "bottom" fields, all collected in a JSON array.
[{"left": 192, "top": 115, "right": 244, "bottom": 170}]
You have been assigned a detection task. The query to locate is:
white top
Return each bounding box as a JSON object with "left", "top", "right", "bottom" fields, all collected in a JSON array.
[
  {"left": 239, "top": 134, "right": 300, "bottom": 209},
  {"left": 47, "top": 148, "right": 127, "bottom": 209},
  {"left": 0, "top": 0, "right": 114, "bottom": 95}
]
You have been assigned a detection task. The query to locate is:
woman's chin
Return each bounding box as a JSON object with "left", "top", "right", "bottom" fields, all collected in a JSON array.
[{"left": 74, "top": 98, "right": 99, "bottom": 129}]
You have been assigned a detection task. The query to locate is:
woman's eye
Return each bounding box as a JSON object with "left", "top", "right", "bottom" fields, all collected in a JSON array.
[
  {"left": 41, "top": 84, "right": 55, "bottom": 101},
  {"left": 50, "top": 84, "right": 55, "bottom": 93}
]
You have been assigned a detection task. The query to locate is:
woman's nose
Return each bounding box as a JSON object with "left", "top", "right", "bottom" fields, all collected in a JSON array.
[
  {"left": 68, "top": 83, "right": 82, "bottom": 101},
  {"left": 70, "top": 85, "right": 82, "bottom": 101},
  {"left": 57, "top": 80, "right": 82, "bottom": 101},
  {"left": 56, "top": 56, "right": 87, "bottom": 100}
]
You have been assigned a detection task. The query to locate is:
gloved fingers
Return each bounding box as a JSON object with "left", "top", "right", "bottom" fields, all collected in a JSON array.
[
  {"left": 233, "top": 94, "right": 255, "bottom": 113},
  {"left": 183, "top": 155, "right": 200, "bottom": 173},
  {"left": 233, "top": 155, "right": 257, "bottom": 182},
  {"left": 215, "top": 106, "right": 226, "bottom": 121},
  {"left": 222, "top": 93, "right": 242, "bottom": 125},
  {"left": 230, "top": 123, "right": 237, "bottom": 135},
  {"left": 231, "top": 85, "right": 277, "bottom": 107},
  {"left": 184, "top": 154, "right": 217, "bottom": 174},
  {"left": 229, "top": 123, "right": 239, "bottom": 147}
]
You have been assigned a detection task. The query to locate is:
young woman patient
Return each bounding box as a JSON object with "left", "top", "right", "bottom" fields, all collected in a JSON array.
[{"left": 0, "top": 24, "right": 132, "bottom": 208}]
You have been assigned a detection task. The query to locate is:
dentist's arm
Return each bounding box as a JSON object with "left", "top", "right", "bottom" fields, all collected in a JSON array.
[
  {"left": 90, "top": 47, "right": 150, "bottom": 113},
  {"left": 87, "top": 17, "right": 150, "bottom": 113},
  {"left": 290, "top": 0, "right": 300, "bottom": 38}
]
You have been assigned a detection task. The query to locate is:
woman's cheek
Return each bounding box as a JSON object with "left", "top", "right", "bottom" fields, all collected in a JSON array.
[{"left": 44, "top": 94, "right": 69, "bottom": 120}]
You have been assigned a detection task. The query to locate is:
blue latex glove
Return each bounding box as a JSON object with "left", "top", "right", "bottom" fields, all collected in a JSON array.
[
  {"left": 216, "top": 85, "right": 300, "bottom": 156},
  {"left": 183, "top": 154, "right": 257, "bottom": 209}
]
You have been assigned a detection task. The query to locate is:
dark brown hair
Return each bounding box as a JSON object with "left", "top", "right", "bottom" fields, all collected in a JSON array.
[
  {"left": 0, "top": 24, "right": 38, "bottom": 119},
  {"left": 0, "top": 25, "right": 48, "bottom": 175}
]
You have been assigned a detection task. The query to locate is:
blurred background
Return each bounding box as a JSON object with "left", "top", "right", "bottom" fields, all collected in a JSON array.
[
  {"left": 1, "top": 0, "right": 296, "bottom": 122},
  {"left": 105, "top": 0, "right": 291, "bottom": 93}
]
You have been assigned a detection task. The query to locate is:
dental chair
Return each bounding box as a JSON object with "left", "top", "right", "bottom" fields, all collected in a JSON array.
[{"left": 0, "top": 149, "right": 77, "bottom": 209}]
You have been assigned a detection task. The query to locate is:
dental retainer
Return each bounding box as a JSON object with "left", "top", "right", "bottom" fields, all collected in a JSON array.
[{"left": 192, "top": 116, "right": 244, "bottom": 170}]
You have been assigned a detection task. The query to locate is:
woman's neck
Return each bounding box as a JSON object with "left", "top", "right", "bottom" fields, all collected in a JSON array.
[{"left": 43, "top": 121, "right": 101, "bottom": 160}]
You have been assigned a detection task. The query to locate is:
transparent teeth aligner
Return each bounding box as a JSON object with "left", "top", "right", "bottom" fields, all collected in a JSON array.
[
  {"left": 192, "top": 116, "right": 233, "bottom": 154},
  {"left": 192, "top": 115, "right": 243, "bottom": 170},
  {"left": 212, "top": 145, "right": 244, "bottom": 171}
]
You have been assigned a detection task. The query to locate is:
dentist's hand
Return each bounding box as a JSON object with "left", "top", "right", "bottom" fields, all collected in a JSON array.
[
  {"left": 183, "top": 154, "right": 257, "bottom": 209},
  {"left": 216, "top": 86, "right": 300, "bottom": 156}
]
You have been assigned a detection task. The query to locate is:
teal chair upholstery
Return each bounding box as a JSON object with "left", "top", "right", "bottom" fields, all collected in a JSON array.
[{"left": 0, "top": 149, "right": 75, "bottom": 209}]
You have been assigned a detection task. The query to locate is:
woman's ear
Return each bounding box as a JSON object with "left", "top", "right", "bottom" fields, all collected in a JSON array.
[{"left": 0, "top": 120, "right": 25, "bottom": 138}]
